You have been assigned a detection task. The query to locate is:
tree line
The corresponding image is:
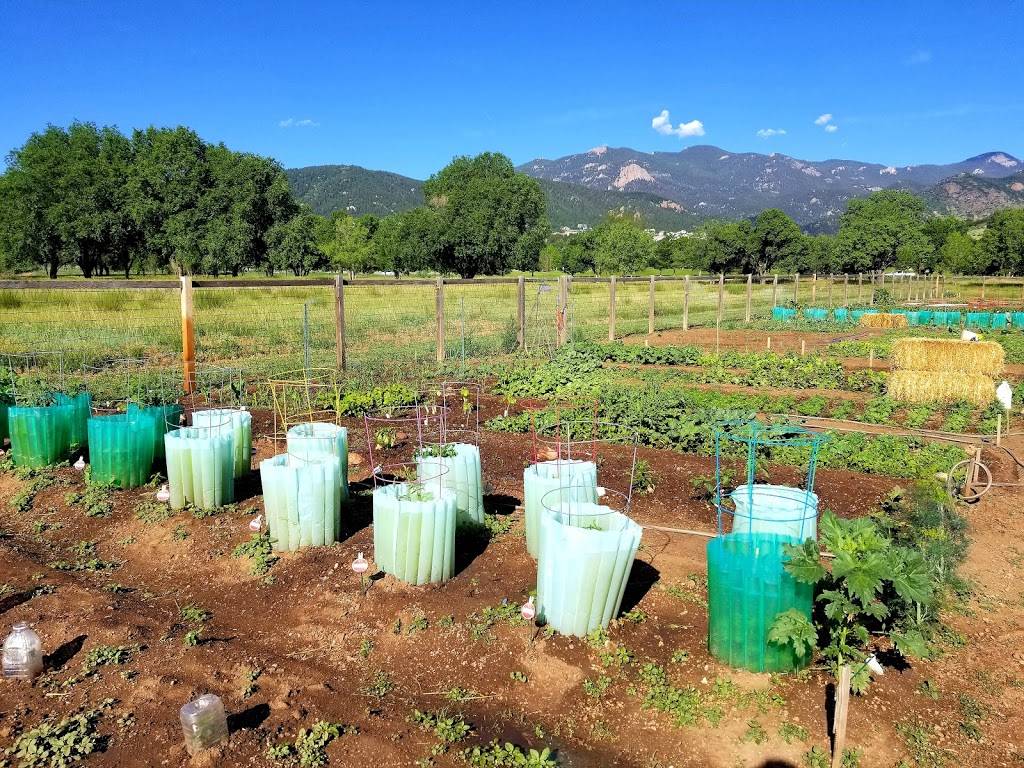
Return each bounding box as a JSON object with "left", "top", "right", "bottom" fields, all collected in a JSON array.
[{"left": 1, "top": 122, "right": 1023, "bottom": 279}]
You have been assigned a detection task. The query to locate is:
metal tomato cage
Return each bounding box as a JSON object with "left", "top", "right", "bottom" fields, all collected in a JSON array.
[
  {"left": 364, "top": 403, "right": 450, "bottom": 485},
  {"left": 420, "top": 380, "right": 481, "bottom": 447}
]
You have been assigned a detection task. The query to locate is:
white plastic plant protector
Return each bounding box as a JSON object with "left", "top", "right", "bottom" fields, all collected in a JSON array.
[
  {"left": 286, "top": 422, "right": 349, "bottom": 502},
  {"left": 536, "top": 500, "right": 642, "bottom": 637},
  {"left": 260, "top": 453, "right": 341, "bottom": 550},
  {"left": 372, "top": 467, "right": 456, "bottom": 586},
  {"left": 523, "top": 459, "right": 598, "bottom": 558},
  {"left": 192, "top": 408, "right": 252, "bottom": 478},
  {"left": 164, "top": 426, "right": 235, "bottom": 511},
  {"left": 730, "top": 484, "right": 819, "bottom": 541},
  {"left": 415, "top": 443, "right": 483, "bottom": 526}
]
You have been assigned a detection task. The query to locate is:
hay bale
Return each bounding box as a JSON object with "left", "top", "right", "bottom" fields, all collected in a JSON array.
[
  {"left": 859, "top": 313, "right": 908, "bottom": 328},
  {"left": 891, "top": 337, "right": 1004, "bottom": 376},
  {"left": 887, "top": 370, "right": 995, "bottom": 406}
]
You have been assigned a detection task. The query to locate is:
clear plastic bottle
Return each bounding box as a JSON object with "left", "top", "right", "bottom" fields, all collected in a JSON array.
[
  {"left": 2, "top": 622, "right": 43, "bottom": 681},
  {"left": 179, "top": 693, "right": 229, "bottom": 755}
]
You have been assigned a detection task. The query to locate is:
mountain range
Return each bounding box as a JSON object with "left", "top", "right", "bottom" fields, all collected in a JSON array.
[{"left": 285, "top": 146, "right": 1023, "bottom": 232}]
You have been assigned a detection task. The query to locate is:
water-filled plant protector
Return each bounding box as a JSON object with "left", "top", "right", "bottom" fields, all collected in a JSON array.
[
  {"left": 707, "top": 532, "right": 813, "bottom": 672},
  {"left": 730, "top": 484, "right": 819, "bottom": 541},
  {"left": 771, "top": 307, "right": 797, "bottom": 321},
  {"left": 416, "top": 443, "right": 483, "bottom": 526},
  {"left": 372, "top": 469, "right": 456, "bottom": 586},
  {"left": 8, "top": 404, "right": 73, "bottom": 468},
  {"left": 260, "top": 453, "right": 341, "bottom": 550},
  {"left": 192, "top": 408, "right": 251, "bottom": 478},
  {"left": 286, "top": 422, "right": 349, "bottom": 503},
  {"left": 536, "top": 499, "right": 642, "bottom": 637},
  {"left": 164, "top": 425, "right": 235, "bottom": 510},
  {"left": 128, "top": 402, "right": 183, "bottom": 459},
  {"left": 54, "top": 391, "right": 91, "bottom": 449},
  {"left": 87, "top": 412, "right": 157, "bottom": 488},
  {"left": 523, "top": 459, "right": 598, "bottom": 558},
  {"left": 0, "top": 397, "right": 10, "bottom": 442}
]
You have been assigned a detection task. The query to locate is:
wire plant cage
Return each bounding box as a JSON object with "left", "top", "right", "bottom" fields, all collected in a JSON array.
[
  {"left": 267, "top": 367, "right": 346, "bottom": 451},
  {"left": 363, "top": 404, "right": 434, "bottom": 484},
  {"left": 713, "top": 420, "right": 827, "bottom": 541},
  {"left": 531, "top": 413, "right": 641, "bottom": 497},
  {"left": 421, "top": 380, "right": 481, "bottom": 447},
  {"left": 4, "top": 352, "right": 67, "bottom": 406}
]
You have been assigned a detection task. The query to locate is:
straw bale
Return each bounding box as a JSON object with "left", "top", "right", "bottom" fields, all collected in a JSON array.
[
  {"left": 887, "top": 370, "right": 995, "bottom": 406},
  {"left": 859, "top": 313, "right": 908, "bottom": 328},
  {"left": 891, "top": 337, "right": 1004, "bottom": 376}
]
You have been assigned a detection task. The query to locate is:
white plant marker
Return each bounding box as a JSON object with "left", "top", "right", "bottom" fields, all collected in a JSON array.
[
  {"left": 156, "top": 484, "right": 170, "bottom": 503},
  {"left": 352, "top": 551, "right": 369, "bottom": 592},
  {"left": 248, "top": 515, "right": 263, "bottom": 532},
  {"left": 521, "top": 596, "right": 536, "bottom": 622},
  {"left": 73, "top": 456, "right": 86, "bottom": 471}
]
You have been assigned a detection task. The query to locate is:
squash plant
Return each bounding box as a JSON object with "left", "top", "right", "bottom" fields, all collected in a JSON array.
[{"left": 769, "top": 511, "right": 934, "bottom": 692}]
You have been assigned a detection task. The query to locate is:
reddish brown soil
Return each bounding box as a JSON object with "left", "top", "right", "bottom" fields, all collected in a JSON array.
[{"left": 0, "top": 415, "right": 1021, "bottom": 767}]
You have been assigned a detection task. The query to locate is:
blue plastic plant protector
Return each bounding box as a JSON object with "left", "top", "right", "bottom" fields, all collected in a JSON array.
[
  {"left": 991, "top": 313, "right": 1010, "bottom": 330},
  {"left": 286, "top": 422, "right": 349, "bottom": 503},
  {"left": 772, "top": 307, "right": 796, "bottom": 321},
  {"left": 192, "top": 408, "right": 251, "bottom": 478},
  {"left": 416, "top": 443, "right": 483, "bottom": 526},
  {"left": 803, "top": 308, "right": 829, "bottom": 321},
  {"left": 523, "top": 460, "right": 598, "bottom": 558},
  {"left": 372, "top": 480, "right": 457, "bottom": 585},
  {"left": 536, "top": 500, "right": 642, "bottom": 637},
  {"left": 260, "top": 453, "right": 341, "bottom": 550},
  {"left": 832, "top": 308, "right": 849, "bottom": 323},
  {"left": 730, "top": 484, "right": 818, "bottom": 541},
  {"left": 1013, "top": 312, "right": 1024, "bottom": 330},
  {"left": 164, "top": 426, "right": 235, "bottom": 511}
]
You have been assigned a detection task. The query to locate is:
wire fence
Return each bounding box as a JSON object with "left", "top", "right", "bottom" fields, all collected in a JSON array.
[{"left": 2, "top": 273, "right": 1023, "bottom": 385}]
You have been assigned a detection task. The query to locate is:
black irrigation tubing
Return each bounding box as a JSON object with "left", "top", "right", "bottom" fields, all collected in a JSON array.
[{"left": 785, "top": 414, "right": 991, "bottom": 444}]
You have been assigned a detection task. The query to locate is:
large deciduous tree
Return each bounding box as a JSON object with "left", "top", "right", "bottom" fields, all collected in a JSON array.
[
  {"left": 267, "top": 212, "right": 327, "bottom": 276},
  {"left": 833, "top": 190, "right": 933, "bottom": 272},
  {"left": 592, "top": 216, "right": 653, "bottom": 275},
  {"left": 979, "top": 209, "right": 1024, "bottom": 275},
  {"left": 752, "top": 209, "right": 805, "bottom": 274},
  {"left": 424, "top": 152, "right": 548, "bottom": 278}
]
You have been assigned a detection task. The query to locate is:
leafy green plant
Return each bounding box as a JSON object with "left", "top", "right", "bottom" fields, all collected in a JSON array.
[
  {"left": 582, "top": 675, "right": 612, "bottom": 699},
  {"left": 410, "top": 710, "right": 472, "bottom": 755},
  {"left": 462, "top": 741, "right": 558, "bottom": 767},
  {"left": 630, "top": 458, "right": 657, "bottom": 494},
  {"left": 232, "top": 532, "right": 279, "bottom": 578},
  {"left": 64, "top": 484, "right": 112, "bottom": 519},
  {"left": 361, "top": 670, "right": 395, "bottom": 699},
  {"left": 374, "top": 426, "right": 398, "bottom": 450},
  {"left": 415, "top": 443, "right": 457, "bottom": 459},
  {"left": 778, "top": 721, "right": 808, "bottom": 744},
  {"left": 3, "top": 699, "right": 115, "bottom": 767},
  {"left": 49, "top": 541, "right": 117, "bottom": 572},
  {"left": 135, "top": 501, "right": 172, "bottom": 523},
  {"left": 266, "top": 720, "right": 357, "bottom": 766},
  {"left": 769, "top": 511, "right": 934, "bottom": 691}
]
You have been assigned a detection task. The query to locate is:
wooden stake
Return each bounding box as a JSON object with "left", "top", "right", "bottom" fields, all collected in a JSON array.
[
  {"left": 800, "top": 339, "right": 806, "bottom": 357},
  {"left": 831, "top": 665, "right": 853, "bottom": 768},
  {"left": 745, "top": 273, "right": 752, "bottom": 323},
  {"left": 827, "top": 274, "right": 833, "bottom": 308},
  {"left": 180, "top": 276, "right": 195, "bottom": 394},
  {"left": 435, "top": 276, "right": 445, "bottom": 362},
  {"left": 767, "top": 337, "right": 771, "bottom": 350},
  {"left": 334, "top": 275, "right": 346, "bottom": 371},
  {"left": 772, "top": 273, "right": 779, "bottom": 308},
  {"left": 716, "top": 273, "right": 724, "bottom": 354},
  {"left": 608, "top": 275, "right": 617, "bottom": 341},
  {"left": 869, "top": 349, "right": 874, "bottom": 368},
  {"left": 794, "top": 272, "right": 800, "bottom": 303},
  {"left": 843, "top": 274, "right": 849, "bottom": 307},
  {"left": 517, "top": 276, "right": 526, "bottom": 350},
  {"left": 682, "top": 276, "right": 690, "bottom": 331},
  {"left": 811, "top": 272, "right": 817, "bottom": 303},
  {"left": 857, "top": 273, "right": 863, "bottom": 303},
  {"left": 648, "top": 275, "right": 655, "bottom": 335}
]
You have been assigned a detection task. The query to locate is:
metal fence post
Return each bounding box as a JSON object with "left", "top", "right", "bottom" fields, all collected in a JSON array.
[
  {"left": 557, "top": 275, "right": 568, "bottom": 347},
  {"left": 435, "top": 276, "right": 445, "bottom": 362},
  {"left": 648, "top": 276, "right": 655, "bottom": 335},
  {"left": 180, "top": 276, "right": 195, "bottom": 394},
  {"left": 683, "top": 275, "right": 690, "bottom": 331},
  {"left": 517, "top": 276, "right": 526, "bottom": 350}
]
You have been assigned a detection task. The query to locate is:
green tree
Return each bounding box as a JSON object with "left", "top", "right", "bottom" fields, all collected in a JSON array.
[
  {"left": 371, "top": 207, "right": 439, "bottom": 277},
  {"left": 555, "top": 230, "right": 598, "bottom": 274},
  {"left": 592, "top": 216, "right": 653, "bottom": 274},
  {"left": 321, "top": 212, "right": 374, "bottom": 276},
  {"left": 697, "top": 219, "right": 755, "bottom": 274},
  {"left": 267, "top": 212, "right": 327, "bottom": 276},
  {"left": 979, "top": 209, "right": 1024, "bottom": 274},
  {"left": 424, "top": 152, "right": 548, "bottom": 278},
  {"left": 938, "top": 231, "right": 983, "bottom": 274},
  {"left": 833, "top": 190, "right": 933, "bottom": 272},
  {"left": 752, "top": 209, "right": 805, "bottom": 274}
]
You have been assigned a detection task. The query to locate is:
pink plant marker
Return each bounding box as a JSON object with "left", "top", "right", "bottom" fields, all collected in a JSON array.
[{"left": 521, "top": 596, "right": 536, "bottom": 622}]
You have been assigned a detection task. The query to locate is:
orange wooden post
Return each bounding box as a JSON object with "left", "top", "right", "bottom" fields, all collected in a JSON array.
[{"left": 180, "top": 276, "right": 196, "bottom": 394}]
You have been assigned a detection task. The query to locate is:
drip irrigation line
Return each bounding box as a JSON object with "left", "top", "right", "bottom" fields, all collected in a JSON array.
[
  {"left": 639, "top": 523, "right": 836, "bottom": 558},
  {"left": 784, "top": 414, "right": 990, "bottom": 444}
]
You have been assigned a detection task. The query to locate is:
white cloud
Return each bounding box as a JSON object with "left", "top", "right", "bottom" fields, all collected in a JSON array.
[
  {"left": 756, "top": 128, "right": 787, "bottom": 139},
  {"left": 824, "top": 124, "right": 839, "bottom": 133},
  {"left": 814, "top": 113, "right": 833, "bottom": 126},
  {"left": 651, "top": 109, "right": 705, "bottom": 138},
  {"left": 279, "top": 117, "right": 320, "bottom": 128},
  {"left": 906, "top": 49, "right": 932, "bottom": 65}
]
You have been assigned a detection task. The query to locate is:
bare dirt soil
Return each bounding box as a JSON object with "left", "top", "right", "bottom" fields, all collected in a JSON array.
[{"left": 0, "top": 415, "right": 1021, "bottom": 767}]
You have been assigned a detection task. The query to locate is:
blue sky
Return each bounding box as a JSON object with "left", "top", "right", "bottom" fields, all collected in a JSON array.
[{"left": 2, "top": 1, "right": 1022, "bottom": 179}]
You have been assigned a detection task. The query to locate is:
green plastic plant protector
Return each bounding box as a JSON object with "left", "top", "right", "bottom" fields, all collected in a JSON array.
[
  {"left": 536, "top": 500, "right": 641, "bottom": 637},
  {"left": 415, "top": 443, "right": 483, "bottom": 526},
  {"left": 8, "top": 404, "right": 73, "bottom": 468},
  {"left": 286, "top": 422, "right": 349, "bottom": 503},
  {"left": 87, "top": 412, "right": 156, "bottom": 488},
  {"left": 164, "top": 426, "right": 235, "bottom": 511},
  {"left": 0, "top": 398, "right": 10, "bottom": 442},
  {"left": 707, "top": 531, "right": 813, "bottom": 673},
  {"left": 54, "top": 392, "right": 91, "bottom": 449},
  {"left": 192, "top": 408, "right": 251, "bottom": 478},
  {"left": 730, "top": 484, "right": 818, "bottom": 541},
  {"left": 260, "top": 453, "right": 341, "bottom": 551},
  {"left": 127, "top": 403, "right": 183, "bottom": 460},
  {"left": 372, "top": 479, "right": 456, "bottom": 586},
  {"left": 523, "top": 460, "right": 598, "bottom": 558}
]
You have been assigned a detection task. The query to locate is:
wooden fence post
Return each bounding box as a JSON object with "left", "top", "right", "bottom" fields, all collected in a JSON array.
[
  {"left": 334, "top": 275, "right": 346, "bottom": 371},
  {"left": 794, "top": 273, "right": 800, "bottom": 303},
  {"left": 648, "top": 275, "right": 656, "bottom": 335},
  {"left": 517, "top": 276, "right": 526, "bottom": 350},
  {"left": 843, "top": 274, "right": 849, "bottom": 307},
  {"left": 831, "top": 665, "right": 853, "bottom": 768},
  {"left": 180, "top": 276, "right": 195, "bottom": 394},
  {"left": 609, "top": 276, "right": 617, "bottom": 341},
  {"left": 981, "top": 276, "right": 987, "bottom": 300},
  {"left": 435, "top": 276, "right": 445, "bottom": 362},
  {"left": 827, "top": 274, "right": 833, "bottom": 308},
  {"left": 745, "top": 273, "right": 752, "bottom": 323},
  {"left": 857, "top": 273, "right": 863, "bottom": 303},
  {"left": 682, "top": 276, "right": 690, "bottom": 331},
  {"left": 716, "top": 273, "right": 725, "bottom": 328},
  {"left": 811, "top": 273, "right": 817, "bottom": 303},
  {"left": 772, "top": 274, "right": 778, "bottom": 308}
]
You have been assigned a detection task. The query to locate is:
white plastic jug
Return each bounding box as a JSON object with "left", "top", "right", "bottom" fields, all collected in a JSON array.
[{"left": 997, "top": 380, "right": 1013, "bottom": 411}]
